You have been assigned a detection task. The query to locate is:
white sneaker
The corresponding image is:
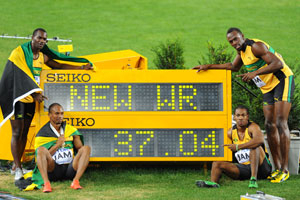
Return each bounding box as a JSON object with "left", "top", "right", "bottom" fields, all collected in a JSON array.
[
  {"left": 11, "top": 168, "right": 32, "bottom": 175},
  {"left": 14, "top": 168, "right": 23, "bottom": 180}
]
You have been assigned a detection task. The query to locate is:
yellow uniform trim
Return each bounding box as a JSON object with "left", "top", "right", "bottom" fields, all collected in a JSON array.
[
  {"left": 231, "top": 127, "right": 251, "bottom": 165},
  {"left": 19, "top": 52, "right": 44, "bottom": 103},
  {"left": 240, "top": 39, "right": 293, "bottom": 94}
]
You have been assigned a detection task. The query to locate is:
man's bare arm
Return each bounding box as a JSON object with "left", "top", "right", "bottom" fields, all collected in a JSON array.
[
  {"left": 237, "top": 123, "right": 264, "bottom": 150},
  {"left": 237, "top": 42, "right": 283, "bottom": 82},
  {"left": 44, "top": 54, "right": 93, "bottom": 70},
  {"left": 193, "top": 54, "right": 243, "bottom": 72}
]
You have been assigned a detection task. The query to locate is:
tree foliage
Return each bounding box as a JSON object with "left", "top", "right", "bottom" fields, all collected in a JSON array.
[{"left": 152, "top": 39, "right": 185, "bottom": 69}]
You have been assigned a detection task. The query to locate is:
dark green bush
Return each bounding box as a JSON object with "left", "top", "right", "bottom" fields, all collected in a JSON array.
[
  {"left": 152, "top": 39, "right": 185, "bottom": 69},
  {"left": 198, "top": 41, "right": 234, "bottom": 65}
]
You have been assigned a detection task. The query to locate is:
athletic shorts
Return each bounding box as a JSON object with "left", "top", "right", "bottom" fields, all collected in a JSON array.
[
  {"left": 236, "top": 158, "right": 272, "bottom": 180},
  {"left": 263, "top": 75, "right": 295, "bottom": 105},
  {"left": 48, "top": 161, "right": 76, "bottom": 181},
  {"left": 10, "top": 101, "right": 35, "bottom": 120}
]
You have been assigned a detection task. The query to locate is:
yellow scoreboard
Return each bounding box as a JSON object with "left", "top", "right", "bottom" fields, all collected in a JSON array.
[{"left": 37, "top": 69, "right": 232, "bottom": 161}]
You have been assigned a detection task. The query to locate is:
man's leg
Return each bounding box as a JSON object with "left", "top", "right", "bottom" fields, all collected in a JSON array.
[
  {"left": 269, "top": 101, "right": 292, "bottom": 183},
  {"left": 250, "top": 146, "right": 266, "bottom": 177},
  {"left": 211, "top": 161, "right": 240, "bottom": 183},
  {"left": 249, "top": 147, "right": 265, "bottom": 188},
  {"left": 263, "top": 105, "right": 281, "bottom": 170},
  {"left": 71, "top": 145, "right": 90, "bottom": 189},
  {"left": 274, "top": 101, "right": 291, "bottom": 173},
  {"left": 10, "top": 119, "right": 25, "bottom": 170},
  {"left": 196, "top": 161, "right": 240, "bottom": 188},
  {"left": 36, "top": 147, "right": 55, "bottom": 192},
  {"left": 18, "top": 118, "right": 31, "bottom": 160}
]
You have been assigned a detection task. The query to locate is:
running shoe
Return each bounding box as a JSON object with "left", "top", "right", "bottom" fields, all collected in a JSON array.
[
  {"left": 71, "top": 180, "right": 83, "bottom": 190},
  {"left": 267, "top": 169, "right": 280, "bottom": 180},
  {"left": 11, "top": 168, "right": 32, "bottom": 175},
  {"left": 248, "top": 177, "right": 258, "bottom": 188},
  {"left": 271, "top": 171, "right": 289, "bottom": 183},
  {"left": 14, "top": 168, "right": 23, "bottom": 180},
  {"left": 195, "top": 180, "right": 220, "bottom": 188},
  {"left": 43, "top": 182, "right": 52, "bottom": 193}
]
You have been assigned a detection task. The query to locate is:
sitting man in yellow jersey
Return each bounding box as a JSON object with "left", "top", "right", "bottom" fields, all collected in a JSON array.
[
  {"left": 193, "top": 27, "right": 294, "bottom": 183},
  {"left": 34, "top": 103, "right": 90, "bottom": 192},
  {"left": 196, "top": 105, "right": 271, "bottom": 188},
  {"left": 0, "top": 28, "right": 93, "bottom": 181}
]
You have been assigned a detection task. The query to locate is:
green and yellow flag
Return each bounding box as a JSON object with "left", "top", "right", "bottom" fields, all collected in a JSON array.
[
  {"left": 0, "top": 41, "right": 92, "bottom": 127},
  {"left": 22, "top": 121, "right": 83, "bottom": 191}
]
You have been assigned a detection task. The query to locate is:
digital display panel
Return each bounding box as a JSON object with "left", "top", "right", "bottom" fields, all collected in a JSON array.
[
  {"left": 38, "top": 70, "right": 232, "bottom": 162},
  {"left": 81, "top": 128, "right": 223, "bottom": 157},
  {"left": 44, "top": 83, "right": 223, "bottom": 112}
]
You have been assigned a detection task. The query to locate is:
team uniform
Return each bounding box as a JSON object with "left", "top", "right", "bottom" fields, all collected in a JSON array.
[
  {"left": 25, "top": 121, "right": 84, "bottom": 189},
  {"left": 231, "top": 122, "right": 272, "bottom": 180},
  {"left": 10, "top": 52, "right": 44, "bottom": 120},
  {"left": 35, "top": 121, "right": 81, "bottom": 182},
  {"left": 240, "top": 39, "right": 294, "bottom": 105}
]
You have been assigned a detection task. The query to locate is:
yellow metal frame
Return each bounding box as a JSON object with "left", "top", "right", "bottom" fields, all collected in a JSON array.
[{"left": 35, "top": 69, "right": 232, "bottom": 162}]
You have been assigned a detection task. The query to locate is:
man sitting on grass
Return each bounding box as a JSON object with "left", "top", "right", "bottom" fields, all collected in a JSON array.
[
  {"left": 34, "top": 103, "right": 91, "bottom": 192},
  {"left": 196, "top": 105, "right": 271, "bottom": 188}
]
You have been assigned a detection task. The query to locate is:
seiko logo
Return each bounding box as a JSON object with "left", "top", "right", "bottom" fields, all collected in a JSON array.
[
  {"left": 64, "top": 118, "right": 95, "bottom": 127},
  {"left": 47, "top": 73, "right": 91, "bottom": 82}
]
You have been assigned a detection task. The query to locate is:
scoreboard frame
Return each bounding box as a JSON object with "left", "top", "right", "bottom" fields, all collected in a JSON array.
[{"left": 36, "top": 69, "right": 232, "bottom": 162}]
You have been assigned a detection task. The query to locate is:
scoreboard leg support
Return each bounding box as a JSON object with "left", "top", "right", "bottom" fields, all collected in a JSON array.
[{"left": 203, "top": 162, "right": 208, "bottom": 176}]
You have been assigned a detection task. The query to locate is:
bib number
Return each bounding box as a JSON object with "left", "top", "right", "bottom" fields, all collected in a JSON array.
[
  {"left": 252, "top": 76, "right": 266, "bottom": 88},
  {"left": 235, "top": 149, "right": 250, "bottom": 164},
  {"left": 34, "top": 76, "right": 40, "bottom": 85},
  {"left": 52, "top": 148, "right": 73, "bottom": 165}
]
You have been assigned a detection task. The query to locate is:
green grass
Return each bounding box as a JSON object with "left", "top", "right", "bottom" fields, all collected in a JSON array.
[
  {"left": 0, "top": 0, "right": 299, "bottom": 75},
  {"left": 0, "top": 164, "right": 298, "bottom": 200}
]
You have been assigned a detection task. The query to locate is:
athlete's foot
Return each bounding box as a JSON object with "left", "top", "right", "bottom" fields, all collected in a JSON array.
[
  {"left": 267, "top": 169, "right": 280, "bottom": 180},
  {"left": 14, "top": 168, "right": 23, "bottom": 180},
  {"left": 248, "top": 177, "right": 258, "bottom": 188},
  {"left": 271, "top": 170, "right": 289, "bottom": 183},
  {"left": 71, "top": 180, "right": 83, "bottom": 190},
  {"left": 195, "top": 180, "right": 220, "bottom": 188},
  {"left": 43, "top": 182, "right": 52, "bottom": 193}
]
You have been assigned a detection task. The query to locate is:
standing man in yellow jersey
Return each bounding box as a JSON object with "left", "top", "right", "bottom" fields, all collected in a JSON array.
[
  {"left": 196, "top": 105, "right": 271, "bottom": 188},
  {"left": 193, "top": 27, "right": 294, "bottom": 183},
  {"left": 0, "top": 28, "right": 93, "bottom": 180}
]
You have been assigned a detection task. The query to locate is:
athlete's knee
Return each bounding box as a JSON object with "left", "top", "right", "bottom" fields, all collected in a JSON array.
[
  {"left": 37, "top": 146, "right": 49, "bottom": 156},
  {"left": 265, "top": 120, "right": 275, "bottom": 133},
  {"left": 11, "top": 127, "right": 24, "bottom": 138},
  {"left": 276, "top": 117, "right": 289, "bottom": 133},
  {"left": 79, "top": 145, "right": 91, "bottom": 155},
  {"left": 212, "top": 161, "right": 225, "bottom": 170}
]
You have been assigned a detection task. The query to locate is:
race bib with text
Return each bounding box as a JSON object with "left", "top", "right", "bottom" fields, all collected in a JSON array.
[
  {"left": 252, "top": 76, "right": 266, "bottom": 88},
  {"left": 52, "top": 148, "right": 73, "bottom": 165},
  {"left": 235, "top": 149, "right": 250, "bottom": 164}
]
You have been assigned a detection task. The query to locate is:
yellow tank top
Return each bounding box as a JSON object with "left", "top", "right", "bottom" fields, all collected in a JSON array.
[
  {"left": 19, "top": 52, "right": 44, "bottom": 103},
  {"left": 240, "top": 39, "right": 293, "bottom": 94},
  {"left": 231, "top": 123, "right": 252, "bottom": 165}
]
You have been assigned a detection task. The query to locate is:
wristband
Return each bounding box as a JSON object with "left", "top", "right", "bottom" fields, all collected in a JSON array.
[{"left": 236, "top": 144, "right": 239, "bottom": 151}]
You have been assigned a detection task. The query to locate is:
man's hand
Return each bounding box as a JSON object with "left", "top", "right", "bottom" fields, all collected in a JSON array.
[
  {"left": 236, "top": 71, "right": 257, "bottom": 82},
  {"left": 81, "top": 63, "right": 94, "bottom": 70},
  {"left": 192, "top": 65, "right": 210, "bottom": 72},
  {"left": 224, "top": 144, "right": 238, "bottom": 152},
  {"left": 56, "top": 135, "right": 65, "bottom": 147},
  {"left": 31, "top": 93, "right": 47, "bottom": 103}
]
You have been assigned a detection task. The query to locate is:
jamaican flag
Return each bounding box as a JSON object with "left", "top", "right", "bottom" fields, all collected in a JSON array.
[
  {"left": 18, "top": 121, "right": 83, "bottom": 191},
  {"left": 0, "top": 41, "right": 92, "bottom": 127}
]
